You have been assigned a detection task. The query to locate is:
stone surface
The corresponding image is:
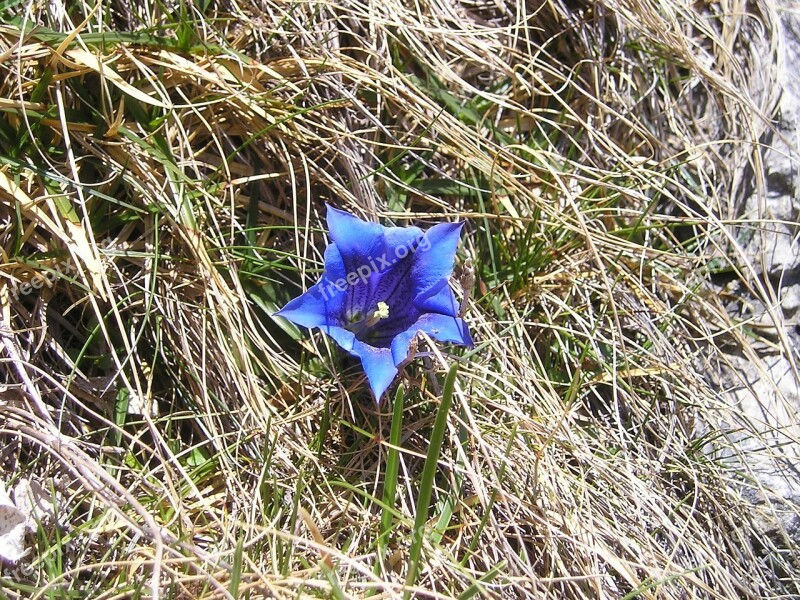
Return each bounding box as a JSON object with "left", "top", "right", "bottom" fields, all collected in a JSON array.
[
  {"left": 707, "top": 352, "right": 800, "bottom": 541},
  {"left": 742, "top": 202, "right": 799, "bottom": 279},
  {"left": 741, "top": 6, "right": 800, "bottom": 279},
  {"left": 781, "top": 283, "right": 800, "bottom": 315},
  {"left": 713, "top": 2, "right": 800, "bottom": 548}
]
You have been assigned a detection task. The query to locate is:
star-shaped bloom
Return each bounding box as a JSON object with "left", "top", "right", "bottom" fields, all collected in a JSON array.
[{"left": 276, "top": 204, "right": 473, "bottom": 400}]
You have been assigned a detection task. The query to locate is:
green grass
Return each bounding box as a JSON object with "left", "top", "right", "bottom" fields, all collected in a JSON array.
[{"left": 0, "top": 0, "right": 797, "bottom": 598}]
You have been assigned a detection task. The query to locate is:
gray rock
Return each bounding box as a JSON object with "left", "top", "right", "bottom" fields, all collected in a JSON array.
[
  {"left": 780, "top": 283, "right": 800, "bottom": 315},
  {"left": 740, "top": 7, "right": 800, "bottom": 278},
  {"left": 711, "top": 0, "right": 800, "bottom": 551},
  {"left": 706, "top": 353, "right": 800, "bottom": 540},
  {"left": 742, "top": 218, "right": 799, "bottom": 278}
]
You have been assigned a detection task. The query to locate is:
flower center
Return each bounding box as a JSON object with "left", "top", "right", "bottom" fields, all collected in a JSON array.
[{"left": 346, "top": 302, "right": 390, "bottom": 338}]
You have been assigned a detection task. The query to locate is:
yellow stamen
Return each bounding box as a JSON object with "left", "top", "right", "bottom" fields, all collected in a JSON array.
[{"left": 364, "top": 301, "right": 390, "bottom": 328}]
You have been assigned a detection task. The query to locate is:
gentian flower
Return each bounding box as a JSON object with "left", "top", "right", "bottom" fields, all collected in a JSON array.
[{"left": 276, "top": 204, "right": 473, "bottom": 401}]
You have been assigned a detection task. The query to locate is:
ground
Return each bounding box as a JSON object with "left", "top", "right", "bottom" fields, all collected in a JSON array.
[{"left": 0, "top": 1, "right": 798, "bottom": 598}]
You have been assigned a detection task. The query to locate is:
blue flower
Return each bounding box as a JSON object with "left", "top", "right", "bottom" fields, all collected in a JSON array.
[{"left": 276, "top": 204, "right": 473, "bottom": 400}]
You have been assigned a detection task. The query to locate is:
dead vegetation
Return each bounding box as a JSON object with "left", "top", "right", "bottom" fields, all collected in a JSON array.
[{"left": 0, "top": 0, "right": 797, "bottom": 598}]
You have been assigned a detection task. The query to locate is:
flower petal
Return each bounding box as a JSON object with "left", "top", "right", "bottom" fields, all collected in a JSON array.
[
  {"left": 304, "top": 324, "right": 397, "bottom": 399},
  {"left": 414, "top": 278, "right": 459, "bottom": 317},
  {"left": 351, "top": 340, "right": 398, "bottom": 400},
  {"left": 411, "top": 221, "right": 464, "bottom": 297},
  {"left": 372, "top": 255, "right": 416, "bottom": 321},
  {"left": 275, "top": 243, "right": 348, "bottom": 327},
  {"left": 321, "top": 324, "right": 356, "bottom": 352},
  {"left": 363, "top": 307, "right": 421, "bottom": 347},
  {"left": 275, "top": 283, "right": 341, "bottom": 329},
  {"left": 384, "top": 225, "right": 425, "bottom": 262},
  {"left": 390, "top": 313, "right": 473, "bottom": 365},
  {"left": 320, "top": 242, "right": 347, "bottom": 285},
  {"left": 326, "top": 204, "right": 385, "bottom": 271},
  {"left": 326, "top": 204, "right": 390, "bottom": 318}
]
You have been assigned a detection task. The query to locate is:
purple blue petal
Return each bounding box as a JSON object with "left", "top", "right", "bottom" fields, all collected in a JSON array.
[
  {"left": 275, "top": 206, "right": 472, "bottom": 402},
  {"left": 390, "top": 313, "right": 473, "bottom": 366},
  {"left": 410, "top": 221, "right": 464, "bottom": 296}
]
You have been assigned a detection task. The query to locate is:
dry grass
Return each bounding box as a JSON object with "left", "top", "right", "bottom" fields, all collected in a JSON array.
[{"left": 0, "top": 0, "right": 797, "bottom": 598}]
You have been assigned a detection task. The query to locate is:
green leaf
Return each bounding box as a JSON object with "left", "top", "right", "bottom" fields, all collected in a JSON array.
[
  {"left": 404, "top": 363, "right": 458, "bottom": 598},
  {"left": 229, "top": 535, "right": 244, "bottom": 598},
  {"left": 379, "top": 385, "right": 404, "bottom": 553},
  {"left": 112, "top": 388, "right": 130, "bottom": 447}
]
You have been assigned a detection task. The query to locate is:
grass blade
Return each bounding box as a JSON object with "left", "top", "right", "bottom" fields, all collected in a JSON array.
[
  {"left": 404, "top": 363, "right": 458, "bottom": 598},
  {"left": 379, "top": 385, "right": 404, "bottom": 553}
]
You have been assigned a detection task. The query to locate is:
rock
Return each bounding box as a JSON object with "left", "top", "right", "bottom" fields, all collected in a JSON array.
[
  {"left": 711, "top": 0, "right": 800, "bottom": 550},
  {"left": 781, "top": 284, "right": 800, "bottom": 315},
  {"left": 742, "top": 218, "right": 799, "bottom": 278},
  {"left": 706, "top": 353, "right": 800, "bottom": 540},
  {"left": 741, "top": 6, "right": 800, "bottom": 279}
]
